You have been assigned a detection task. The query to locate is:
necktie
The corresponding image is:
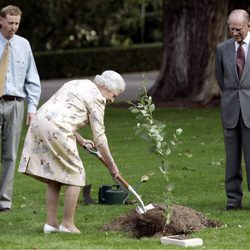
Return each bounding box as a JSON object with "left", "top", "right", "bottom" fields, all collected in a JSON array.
[
  {"left": 0, "top": 41, "right": 10, "bottom": 96},
  {"left": 236, "top": 42, "right": 245, "bottom": 79}
]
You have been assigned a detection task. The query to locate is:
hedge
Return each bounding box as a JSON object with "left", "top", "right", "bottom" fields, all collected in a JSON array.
[{"left": 34, "top": 43, "right": 162, "bottom": 79}]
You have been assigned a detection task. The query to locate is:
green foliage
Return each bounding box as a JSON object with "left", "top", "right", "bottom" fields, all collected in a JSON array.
[
  {"left": 129, "top": 88, "right": 182, "bottom": 224},
  {"left": 0, "top": 0, "right": 162, "bottom": 50},
  {"left": 34, "top": 43, "right": 162, "bottom": 79}
]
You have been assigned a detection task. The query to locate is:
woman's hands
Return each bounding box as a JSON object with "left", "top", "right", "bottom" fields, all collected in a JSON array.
[
  {"left": 74, "top": 131, "right": 95, "bottom": 148},
  {"left": 76, "top": 131, "right": 120, "bottom": 178},
  {"left": 82, "top": 139, "right": 95, "bottom": 148}
]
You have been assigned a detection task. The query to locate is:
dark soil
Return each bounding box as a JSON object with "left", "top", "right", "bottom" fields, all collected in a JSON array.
[{"left": 102, "top": 204, "right": 222, "bottom": 238}]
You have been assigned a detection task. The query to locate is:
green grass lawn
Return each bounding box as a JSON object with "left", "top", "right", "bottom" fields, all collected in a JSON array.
[{"left": 1, "top": 106, "right": 250, "bottom": 249}]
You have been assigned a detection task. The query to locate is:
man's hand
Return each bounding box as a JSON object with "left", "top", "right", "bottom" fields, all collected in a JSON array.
[{"left": 26, "top": 112, "right": 36, "bottom": 126}]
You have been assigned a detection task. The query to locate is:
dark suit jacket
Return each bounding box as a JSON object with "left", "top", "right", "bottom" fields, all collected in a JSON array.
[{"left": 215, "top": 38, "right": 250, "bottom": 129}]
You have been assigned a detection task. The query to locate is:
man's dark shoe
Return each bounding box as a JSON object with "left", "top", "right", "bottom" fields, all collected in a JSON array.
[
  {"left": 225, "top": 205, "right": 242, "bottom": 211},
  {"left": 0, "top": 208, "right": 11, "bottom": 213}
]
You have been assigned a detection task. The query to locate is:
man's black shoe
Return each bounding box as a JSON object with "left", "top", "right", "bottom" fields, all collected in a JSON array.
[{"left": 225, "top": 205, "right": 242, "bottom": 211}]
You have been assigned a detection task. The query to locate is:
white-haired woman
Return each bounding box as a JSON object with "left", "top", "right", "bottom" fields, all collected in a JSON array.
[{"left": 18, "top": 70, "right": 125, "bottom": 234}]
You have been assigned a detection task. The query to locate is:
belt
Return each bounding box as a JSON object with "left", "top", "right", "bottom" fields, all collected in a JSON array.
[{"left": 0, "top": 95, "right": 23, "bottom": 101}]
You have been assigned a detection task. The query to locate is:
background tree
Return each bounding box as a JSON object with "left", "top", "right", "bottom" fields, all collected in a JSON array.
[{"left": 149, "top": 0, "right": 250, "bottom": 104}]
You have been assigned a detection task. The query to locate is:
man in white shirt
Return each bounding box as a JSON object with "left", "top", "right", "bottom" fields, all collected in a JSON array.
[{"left": 0, "top": 5, "right": 40, "bottom": 212}]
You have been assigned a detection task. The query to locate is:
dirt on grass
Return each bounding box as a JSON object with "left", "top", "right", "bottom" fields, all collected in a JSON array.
[{"left": 102, "top": 204, "right": 222, "bottom": 238}]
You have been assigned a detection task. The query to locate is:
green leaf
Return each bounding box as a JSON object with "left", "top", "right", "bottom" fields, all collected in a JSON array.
[
  {"left": 141, "top": 123, "right": 149, "bottom": 129},
  {"left": 149, "top": 104, "right": 155, "bottom": 112},
  {"left": 156, "top": 141, "right": 161, "bottom": 149},
  {"left": 130, "top": 108, "right": 140, "bottom": 114},
  {"left": 176, "top": 128, "right": 183, "bottom": 135},
  {"left": 136, "top": 114, "right": 144, "bottom": 120},
  {"left": 166, "top": 147, "right": 171, "bottom": 155},
  {"left": 148, "top": 96, "right": 152, "bottom": 103},
  {"left": 159, "top": 123, "right": 166, "bottom": 130}
]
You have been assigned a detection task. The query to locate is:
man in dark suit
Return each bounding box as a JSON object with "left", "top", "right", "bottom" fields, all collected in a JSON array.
[{"left": 215, "top": 9, "right": 250, "bottom": 210}]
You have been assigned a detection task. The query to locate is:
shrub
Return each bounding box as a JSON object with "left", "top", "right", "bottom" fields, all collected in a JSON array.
[{"left": 34, "top": 43, "right": 162, "bottom": 79}]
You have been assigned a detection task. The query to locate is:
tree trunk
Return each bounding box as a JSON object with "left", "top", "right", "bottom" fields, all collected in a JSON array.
[{"left": 149, "top": 0, "right": 229, "bottom": 103}]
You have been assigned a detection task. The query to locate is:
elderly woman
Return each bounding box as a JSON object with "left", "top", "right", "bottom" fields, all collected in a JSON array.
[{"left": 18, "top": 70, "right": 125, "bottom": 234}]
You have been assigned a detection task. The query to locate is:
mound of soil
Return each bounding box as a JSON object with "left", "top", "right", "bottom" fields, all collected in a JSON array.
[{"left": 102, "top": 204, "right": 222, "bottom": 238}]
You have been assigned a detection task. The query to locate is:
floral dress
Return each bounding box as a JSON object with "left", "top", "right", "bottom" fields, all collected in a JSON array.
[{"left": 18, "top": 80, "right": 106, "bottom": 186}]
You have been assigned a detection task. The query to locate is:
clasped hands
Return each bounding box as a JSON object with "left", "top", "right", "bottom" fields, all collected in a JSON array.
[{"left": 82, "top": 138, "right": 95, "bottom": 149}]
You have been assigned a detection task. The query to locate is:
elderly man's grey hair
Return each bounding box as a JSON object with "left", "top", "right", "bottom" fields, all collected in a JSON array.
[
  {"left": 93, "top": 70, "right": 125, "bottom": 94},
  {"left": 228, "top": 9, "right": 249, "bottom": 25}
]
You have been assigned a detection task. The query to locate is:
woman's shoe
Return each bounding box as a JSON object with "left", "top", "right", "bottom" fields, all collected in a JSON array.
[
  {"left": 59, "top": 224, "right": 80, "bottom": 234},
  {"left": 43, "top": 224, "right": 59, "bottom": 234},
  {"left": 59, "top": 224, "right": 71, "bottom": 233}
]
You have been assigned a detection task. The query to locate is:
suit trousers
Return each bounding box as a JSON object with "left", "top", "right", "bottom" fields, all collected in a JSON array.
[
  {"left": 224, "top": 111, "right": 250, "bottom": 207},
  {"left": 0, "top": 100, "right": 24, "bottom": 209}
]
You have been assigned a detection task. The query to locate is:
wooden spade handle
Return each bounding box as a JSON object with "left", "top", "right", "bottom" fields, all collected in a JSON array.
[
  {"left": 115, "top": 175, "right": 129, "bottom": 189},
  {"left": 83, "top": 145, "right": 130, "bottom": 189}
]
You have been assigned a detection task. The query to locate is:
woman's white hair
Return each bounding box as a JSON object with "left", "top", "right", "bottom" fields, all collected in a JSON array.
[{"left": 93, "top": 70, "right": 126, "bottom": 94}]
